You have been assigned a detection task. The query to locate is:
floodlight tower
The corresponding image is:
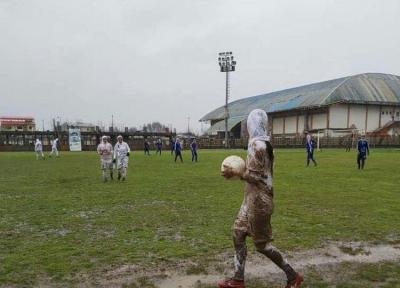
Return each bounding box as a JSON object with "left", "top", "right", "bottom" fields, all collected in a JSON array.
[{"left": 218, "top": 51, "right": 236, "bottom": 148}]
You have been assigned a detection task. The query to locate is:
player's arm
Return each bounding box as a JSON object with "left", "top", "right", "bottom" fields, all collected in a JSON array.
[
  {"left": 113, "top": 145, "right": 117, "bottom": 159},
  {"left": 240, "top": 144, "right": 267, "bottom": 186},
  {"left": 126, "top": 143, "right": 130, "bottom": 156},
  {"left": 241, "top": 167, "right": 265, "bottom": 186},
  {"left": 97, "top": 145, "right": 101, "bottom": 155}
]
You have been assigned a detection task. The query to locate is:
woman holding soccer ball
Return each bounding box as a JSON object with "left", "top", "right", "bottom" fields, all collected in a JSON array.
[{"left": 219, "top": 109, "right": 303, "bottom": 288}]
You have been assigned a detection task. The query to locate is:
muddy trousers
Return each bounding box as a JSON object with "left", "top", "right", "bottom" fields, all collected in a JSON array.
[
  {"left": 49, "top": 148, "right": 59, "bottom": 157},
  {"left": 233, "top": 230, "right": 297, "bottom": 282},
  {"left": 102, "top": 169, "right": 113, "bottom": 181},
  {"left": 36, "top": 151, "right": 44, "bottom": 160},
  {"left": 117, "top": 157, "right": 128, "bottom": 179},
  {"left": 101, "top": 160, "right": 113, "bottom": 181},
  {"left": 118, "top": 167, "right": 127, "bottom": 178}
]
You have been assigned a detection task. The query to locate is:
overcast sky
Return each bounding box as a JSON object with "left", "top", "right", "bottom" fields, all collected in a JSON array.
[{"left": 1, "top": 0, "right": 399, "bottom": 133}]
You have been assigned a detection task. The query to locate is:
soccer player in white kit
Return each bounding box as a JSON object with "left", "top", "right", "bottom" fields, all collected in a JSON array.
[
  {"left": 49, "top": 138, "right": 59, "bottom": 158},
  {"left": 34, "top": 139, "right": 45, "bottom": 160},
  {"left": 97, "top": 136, "right": 114, "bottom": 182},
  {"left": 114, "top": 135, "right": 130, "bottom": 181}
]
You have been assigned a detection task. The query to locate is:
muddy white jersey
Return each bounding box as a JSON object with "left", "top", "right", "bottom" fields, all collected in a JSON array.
[
  {"left": 52, "top": 139, "right": 59, "bottom": 149},
  {"left": 114, "top": 141, "right": 130, "bottom": 158},
  {"left": 35, "top": 141, "right": 43, "bottom": 151},
  {"left": 97, "top": 143, "right": 113, "bottom": 161}
]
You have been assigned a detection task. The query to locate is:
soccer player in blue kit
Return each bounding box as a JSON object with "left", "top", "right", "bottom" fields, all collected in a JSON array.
[{"left": 357, "top": 134, "right": 370, "bottom": 169}]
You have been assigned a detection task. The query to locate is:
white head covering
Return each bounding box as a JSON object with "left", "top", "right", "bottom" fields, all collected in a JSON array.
[
  {"left": 101, "top": 135, "right": 107, "bottom": 142},
  {"left": 35, "top": 139, "right": 40, "bottom": 143},
  {"left": 247, "top": 109, "right": 269, "bottom": 156},
  {"left": 247, "top": 109, "right": 269, "bottom": 143}
]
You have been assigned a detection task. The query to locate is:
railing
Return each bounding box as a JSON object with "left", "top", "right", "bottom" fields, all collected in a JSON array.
[
  {"left": 193, "top": 136, "right": 400, "bottom": 149},
  {"left": 0, "top": 131, "right": 176, "bottom": 151},
  {"left": 0, "top": 131, "right": 399, "bottom": 151}
]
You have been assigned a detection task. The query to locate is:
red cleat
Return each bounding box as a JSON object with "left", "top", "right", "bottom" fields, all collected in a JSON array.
[
  {"left": 217, "top": 278, "right": 245, "bottom": 288},
  {"left": 285, "top": 273, "right": 304, "bottom": 288}
]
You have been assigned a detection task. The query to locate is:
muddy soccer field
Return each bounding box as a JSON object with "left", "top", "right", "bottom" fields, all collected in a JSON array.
[{"left": 1, "top": 149, "right": 399, "bottom": 287}]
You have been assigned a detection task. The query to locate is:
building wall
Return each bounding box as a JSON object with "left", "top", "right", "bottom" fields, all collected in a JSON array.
[
  {"left": 312, "top": 113, "right": 327, "bottom": 130},
  {"left": 348, "top": 105, "right": 366, "bottom": 130},
  {"left": 366, "top": 106, "right": 380, "bottom": 131},
  {"left": 272, "top": 113, "right": 330, "bottom": 135},
  {"left": 298, "top": 115, "right": 305, "bottom": 134},
  {"left": 329, "top": 104, "right": 348, "bottom": 128},
  {"left": 285, "top": 116, "right": 297, "bottom": 133},
  {"left": 272, "top": 117, "right": 284, "bottom": 134},
  {"left": 270, "top": 104, "right": 400, "bottom": 136},
  {"left": 234, "top": 104, "right": 400, "bottom": 137},
  {"left": 329, "top": 104, "right": 399, "bottom": 133},
  {"left": 380, "top": 106, "right": 400, "bottom": 124},
  {"left": 0, "top": 123, "right": 35, "bottom": 131}
]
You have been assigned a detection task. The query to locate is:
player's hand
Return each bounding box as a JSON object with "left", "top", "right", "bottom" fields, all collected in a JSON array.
[
  {"left": 113, "top": 159, "right": 116, "bottom": 163},
  {"left": 239, "top": 171, "right": 248, "bottom": 181},
  {"left": 127, "top": 152, "right": 130, "bottom": 157},
  {"left": 222, "top": 165, "right": 236, "bottom": 179}
]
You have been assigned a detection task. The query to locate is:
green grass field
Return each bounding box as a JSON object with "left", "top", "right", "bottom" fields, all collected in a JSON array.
[{"left": 1, "top": 149, "right": 400, "bottom": 287}]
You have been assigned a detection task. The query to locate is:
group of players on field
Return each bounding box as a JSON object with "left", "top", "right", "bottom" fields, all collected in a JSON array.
[
  {"left": 97, "top": 135, "right": 130, "bottom": 182},
  {"left": 31, "top": 111, "right": 372, "bottom": 288},
  {"left": 34, "top": 137, "right": 59, "bottom": 160},
  {"left": 97, "top": 136, "right": 200, "bottom": 182},
  {"left": 304, "top": 133, "right": 370, "bottom": 169}
]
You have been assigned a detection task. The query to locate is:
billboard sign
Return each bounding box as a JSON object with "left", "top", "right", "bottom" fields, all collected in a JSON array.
[{"left": 69, "top": 128, "right": 82, "bottom": 151}]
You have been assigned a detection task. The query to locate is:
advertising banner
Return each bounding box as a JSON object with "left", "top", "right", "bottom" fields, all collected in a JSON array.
[{"left": 68, "top": 128, "right": 82, "bottom": 151}]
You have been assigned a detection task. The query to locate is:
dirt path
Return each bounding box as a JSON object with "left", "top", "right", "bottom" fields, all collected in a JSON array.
[{"left": 91, "top": 241, "right": 400, "bottom": 288}]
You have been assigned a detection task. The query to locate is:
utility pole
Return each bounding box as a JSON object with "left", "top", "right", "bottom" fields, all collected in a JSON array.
[
  {"left": 187, "top": 116, "right": 190, "bottom": 134},
  {"left": 218, "top": 51, "right": 236, "bottom": 148}
]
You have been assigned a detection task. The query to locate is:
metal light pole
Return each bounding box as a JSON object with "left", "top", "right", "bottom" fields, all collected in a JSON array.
[{"left": 218, "top": 51, "right": 236, "bottom": 148}]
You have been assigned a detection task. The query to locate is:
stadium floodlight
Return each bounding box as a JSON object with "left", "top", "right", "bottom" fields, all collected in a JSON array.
[{"left": 218, "top": 51, "right": 237, "bottom": 148}]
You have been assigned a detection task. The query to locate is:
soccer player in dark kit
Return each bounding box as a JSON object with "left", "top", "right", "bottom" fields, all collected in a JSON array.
[
  {"left": 357, "top": 134, "right": 370, "bottom": 169},
  {"left": 144, "top": 139, "right": 150, "bottom": 156},
  {"left": 174, "top": 138, "right": 183, "bottom": 162},
  {"left": 190, "top": 138, "right": 198, "bottom": 162},
  {"left": 156, "top": 139, "right": 162, "bottom": 155},
  {"left": 305, "top": 133, "right": 317, "bottom": 167},
  {"left": 218, "top": 109, "right": 303, "bottom": 288}
]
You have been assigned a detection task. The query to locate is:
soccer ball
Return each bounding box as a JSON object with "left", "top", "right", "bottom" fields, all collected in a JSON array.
[{"left": 221, "top": 155, "right": 246, "bottom": 179}]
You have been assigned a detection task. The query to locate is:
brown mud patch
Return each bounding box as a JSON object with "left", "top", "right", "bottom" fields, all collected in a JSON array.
[{"left": 80, "top": 241, "right": 400, "bottom": 288}]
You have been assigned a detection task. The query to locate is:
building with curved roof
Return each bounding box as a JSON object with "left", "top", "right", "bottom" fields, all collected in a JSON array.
[{"left": 201, "top": 73, "right": 400, "bottom": 138}]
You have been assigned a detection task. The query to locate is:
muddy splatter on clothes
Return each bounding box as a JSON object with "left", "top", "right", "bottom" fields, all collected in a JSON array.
[{"left": 231, "top": 109, "right": 297, "bottom": 282}]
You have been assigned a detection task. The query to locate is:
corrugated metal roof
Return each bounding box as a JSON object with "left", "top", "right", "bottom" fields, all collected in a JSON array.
[{"left": 201, "top": 73, "right": 400, "bottom": 122}]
